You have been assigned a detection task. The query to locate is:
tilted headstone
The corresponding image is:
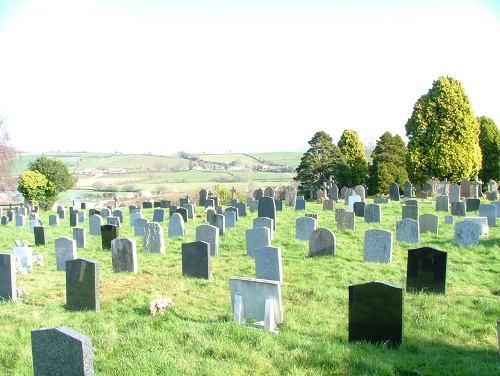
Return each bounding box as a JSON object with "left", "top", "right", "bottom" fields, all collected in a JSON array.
[
  {"left": 364, "top": 229, "right": 393, "bottom": 263},
  {"left": 55, "top": 237, "right": 78, "bottom": 271},
  {"left": 308, "top": 228, "right": 335, "bottom": 257},
  {"left": 255, "top": 246, "right": 283, "bottom": 283},
  {"left": 31, "top": 326, "right": 94, "bottom": 376},
  {"left": 0, "top": 253, "right": 16, "bottom": 300},
  {"left": 419, "top": 214, "right": 439, "bottom": 234},
  {"left": 182, "top": 241, "right": 211, "bottom": 279},
  {"left": 101, "top": 224, "right": 118, "bottom": 250},
  {"left": 396, "top": 218, "right": 420, "bottom": 244},
  {"left": 258, "top": 197, "right": 276, "bottom": 230},
  {"left": 245, "top": 227, "right": 271, "bottom": 258},
  {"left": 111, "top": 237, "right": 137, "bottom": 273},
  {"left": 66, "top": 258, "right": 100, "bottom": 311},
  {"left": 296, "top": 216, "right": 317, "bottom": 241},
  {"left": 195, "top": 224, "right": 219, "bottom": 257},
  {"left": 406, "top": 247, "right": 447, "bottom": 294},
  {"left": 168, "top": 212, "right": 186, "bottom": 238},
  {"left": 364, "top": 204, "right": 382, "bottom": 223},
  {"left": 143, "top": 222, "right": 165, "bottom": 253},
  {"left": 454, "top": 221, "right": 481, "bottom": 246}
]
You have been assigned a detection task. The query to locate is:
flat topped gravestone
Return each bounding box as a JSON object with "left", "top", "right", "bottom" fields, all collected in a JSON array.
[
  {"left": 349, "top": 281, "right": 404, "bottom": 348},
  {"left": 229, "top": 276, "right": 283, "bottom": 333},
  {"left": 258, "top": 196, "right": 276, "bottom": 230},
  {"left": 0, "top": 253, "right": 16, "bottom": 300},
  {"left": 31, "top": 326, "right": 94, "bottom": 376},
  {"left": 254, "top": 246, "right": 283, "bottom": 283},
  {"left": 66, "top": 258, "right": 100, "bottom": 311},
  {"left": 111, "top": 238, "right": 137, "bottom": 273},
  {"left": 406, "top": 247, "right": 447, "bottom": 294},
  {"left": 364, "top": 229, "right": 393, "bottom": 263},
  {"left": 196, "top": 224, "right": 219, "bottom": 257},
  {"left": 246, "top": 227, "right": 271, "bottom": 257},
  {"left": 182, "top": 241, "right": 211, "bottom": 280}
]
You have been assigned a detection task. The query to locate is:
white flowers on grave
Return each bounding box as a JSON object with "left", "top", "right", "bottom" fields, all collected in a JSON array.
[{"left": 149, "top": 297, "right": 175, "bottom": 316}]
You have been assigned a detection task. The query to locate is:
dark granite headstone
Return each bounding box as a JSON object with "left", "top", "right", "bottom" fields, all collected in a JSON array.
[
  {"left": 69, "top": 210, "right": 79, "bottom": 227},
  {"left": 389, "top": 182, "right": 400, "bottom": 201},
  {"left": 0, "top": 253, "right": 16, "bottom": 300},
  {"left": 353, "top": 201, "right": 365, "bottom": 217},
  {"left": 142, "top": 201, "right": 153, "bottom": 209},
  {"left": 235, "top": 202, "right": 247, "bottom": 217},
  {"left": 451, "top": 201, "right": 466, "bottom": 216},
  {"left": 349, "top": 281, "right": 403, "bottom": 348},
  {"left": 181, "top": 241, "right": 211, "bottom": 279},
  {"left": 176, "top": 207, "right": 188, "bottom": 223},
  {"left": 34, "top": 226, "right": 47, "bottom": 246},
  {"left": 258, "top": 197, "right": 276, "bottom": 230},
  {"left": 466, "top": 198, "right": 480, "bottom": 212},
  {"left": 111, "top": 238, "right": 137, "bottom": 273},
  {"left": 101, "top": 224, "right": 119, "bottom": 250},
  {"left": 274, "top": 199, "right": 283, "bottom": 211},
  {"left": 406, "top": 247, "right": 447, "bottom": 294},
  {"left": 31, "top": 326, "right": 94, "bottom": 376},
  {"left": 66, "top": 258, "right": 100, "bottom": 311}
]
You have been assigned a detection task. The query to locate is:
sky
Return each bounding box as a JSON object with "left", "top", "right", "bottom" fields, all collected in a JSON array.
[{"left": 0, "top": 0, "right": 499, "bottom": 155}]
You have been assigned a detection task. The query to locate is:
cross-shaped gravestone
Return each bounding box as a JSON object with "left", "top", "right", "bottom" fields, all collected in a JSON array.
[
  {"left": 470, "top": 176, "right": 483, "bottom": 198},
  {"left": 230, "top": 186, "right": 236, "bottom": 200}
]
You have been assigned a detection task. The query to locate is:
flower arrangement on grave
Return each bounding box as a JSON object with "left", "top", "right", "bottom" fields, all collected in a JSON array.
[
  {"left": 33, "top": 254, "right": 44, "bottom": 266},
  {"left": 14, "top": 256, "right": 28, "bottom": 275},
  {"left": 149, "top": 297, "right": 174, "bottom": 316}
]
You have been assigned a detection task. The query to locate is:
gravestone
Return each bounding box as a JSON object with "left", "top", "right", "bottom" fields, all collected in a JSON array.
[
  {"left": 72, "top": 227, "right": 86, "bottom": 249},
  {"left": 143, "top": 222, "right": 165, "bottom": 253},
  {"left": 107, "top": 216, "right": 120, "bottom": 227},
  {"left": 58, "top": 207, "right": 66, "bottom": 219},
  {"left": 466, "top": 198, "right": 480, "bottom": 212},
  {"left": 160, "top": 200, "right": 171, "bottom": 209},
  {"left": 199, "top": 189, "right": 208, "bottom": 206},
  {"left": 254, "top": 245, "right": 283, "bottom": 283},
  {"left": 13, "top": 245, "right": 33, "bottom": 270},
  {"left": 101, "top": 224, "right": 118, "bottom": 250},
  {"left": 182, "top": 241, "right": 211, "bottom": 279},
  {"left": 337, "top": 211, "right": 355, "bottom": 231},
  {"left": 335, "top": 208, "right": 346, "bottom": 222},
  {"left": 478, "top": 204, "right": 497, "bottom": 227},
  {"left": 450, "top": 201, "right": 466, "bottom": 216},
  {"left": 295, "top": 197, "right": 306, "bottom": 210},
  {"left": 89, "top": 214, "right": 103, "bottom": 236},
  {"left": 195, "top": 224, "right": 219, "bottom": 257},
  {"left": 353, "top": 201, "right": 365, "bottom": 217},
  {"left": 463, "top": 217, "right": 489, "bottom": 237},
  {"left": 344, "top": 188, "right": 356, "bottom": 205},
  {"left": 223, "top": 210, "right": 237, "bottom": 229},
  {"left": 253, "top": 217, "right": 274, "bottom": 240},
  {"left": 246, "top": 227, "right": 271, "bottom": 258},
  {"left": 308, "top": 228, "right": 335, "bottom": 257},
  {"left": 153, "top": 208, "right": 165, "bottom": 222},
  {"left": 354, "top": 185, "right": 366, "bottom": 202},
  {"left": 274, "top": 199, "right": 283, "bottom": 211},
  {"left": 182, "top": 203, "right": 195, "bottom": 219},
  {"left": 419, "top": 214, "right": 439, "bottom": 234},
  {"left": 364, "top": 204, "right": 382, "bottom": 224},
  {"left": 134, "top": 217, "right": 149, "bottom": 237},
  {"left": 1, "top": 215, "right": 8, "bottom": 225},
  {"left": 296, "top": 216, "right": 317, "bottom": 241},
  {"left": 328, "top": 184, "right": 339, "bottom": 202},
  {"left": 30, "top": 219, "right": 42, "bottom": 233},
  {"left": 112, "top": 209, "right": 123, "bottom": 223},
  {"left": 364, "top": 229, "right": 393, "bottom": 263},
  {"left": 209, "top": 213, "right": 225, "bottom": 236},
  {"left": 402, "top": 205, "right": 418, "bottom": 221},
  {"left": 264, "top": 186, "right": 275, "bottom": 198},
  {"left": 78, "top": 211, "right": 86, "bottom": 223},
  {"left": 435, "top": 195, "right": 449, "bottom": 212},
  {"left": 55, "top": 237, "right": 78, "bottom": 271},
  {"left": 130, "top": 211, "right": 142, "bottom": 227},
  {"left": 229, "top": 276, "right": 283, "bottom": 333},
  {"left": 0, "top": 253, "right": 16, "bottom": 300},
  {"left": 403, "top": 181, "right": 413, "bottom": 198},
  {"left": 406, "top": 247, "right": 447, "bottom": 294},
  {"left": 470, "top": 176, "right": 482, "bottom": 198},
  {"left": 142, "top": 201, "right": 153, "bottom": 209},
  {"left": 340, "top": 186, "right": 348, "bottom": 200},
  {"left": 15, "top": 214, "right": 25, "bottom": 227},
  {"left": 374, "top": 197, "right": 389, "bottom": 204},
  {"left": 101, "top": 208, "right": 111, "bottom": 218},
  {"left": 111, "top": 238, "right": 137, "bottom": 273},
  {"left": 322, "top": 199, "right": 335, "bottom": 211},
  {"left": 235, "top": 202, "right": 247, "bottom": 217},
  {"left": 348, "top": 281, "right": 403, "bottom": 348},
  {"left": 283, "top": 186, "right": 297, "bottom": 207},
  {"left": 444, "top": 215, "right": 454, "bottom": 225},
  {"left": 348, "top": 194, "right": 361, "bottom": 212},
  {"left": 176, "top": 207, "right": 188, "bottom": 223},
  {"left": 258, "top": 197, "right": 276, "bottom": 230},
  {"left": 168, "top": 212, "right": 186, "bottom": 237},
  {"left": 460, "top": 178, "right": 470, "bottom": 198},
  {"left": 406, "top": 199, "right": 418, "bottom": 207},
  {"left": 34, "top": 226, "right": 47, "bottom": 246},
  {"left": 70, "top": 210, "right": 79, "bottom": 227},
  {"left": 454, "top": 221, "right": 481, "bottom": 246},
  {"left": 254, "top": 189, "right": 264, "bottom": 201},
  {"left": 66, "top": 258, "right": 100, "bottom": 311},
  {"left": 31, "top": 326, "right": 94, "bottom": 376},
  {"left": 449, "top": 184, "right": 461, "bottom": 203},
  {"left": 396, "top": 218, "right": 420, "bottom": 244},
  {"left": 389, "top": 182, "right": 400, "bottom": 201}
]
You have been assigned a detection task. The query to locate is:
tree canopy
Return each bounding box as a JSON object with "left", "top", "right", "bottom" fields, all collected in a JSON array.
[
  {"left": 337, "top": 129, "right": 369, "bottom": 187},
  {"left": 478, "top": 116, "right": 500, "bottom": 183},
  {"left": 405, "top": 76, "right": 482, "bottom": 186},
  {"left": 17, "top": 171, "right": 55, "bottom": 207}
]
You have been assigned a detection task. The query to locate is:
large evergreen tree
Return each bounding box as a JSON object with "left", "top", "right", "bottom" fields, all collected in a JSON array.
[
  {"left": 337, "top": 129, "right": 369, "bottom": 187},
  {"left": 367, "top": 132, "right": 408, "bottom": 195},
  {"left": 294, "top": 131, "right": 348, "bottom": 197},
  {"left": 405, "top": 76, "right": 482, "bottom": 185},
  {"left": 478, "top": 116, "right": 500, "bottom": 183}
]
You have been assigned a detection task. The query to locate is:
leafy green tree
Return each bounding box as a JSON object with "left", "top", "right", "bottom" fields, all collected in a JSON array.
[
  {"left": 27, "top": 155, "right": 78, "bottom": 210},
  {"left": 405, "top": 76, "right": 482, "bottom": 186},
  {"left": 17, "top": 171, "right": 55, "bottom": 207},
  {"left": 337, "top": 129, "right": 369, "bottom": 187},
  {"left": 478, "top": 116, "right": 500, "bottom": 183},
  {"left": 367, "top": 132, "right": 408, "bottom": 194},
  {"left": 294, "top": 131, "right": 349, "bottom": 197},
  {"left": 0, "top": 117, "right": 19, "bottom": 190}
]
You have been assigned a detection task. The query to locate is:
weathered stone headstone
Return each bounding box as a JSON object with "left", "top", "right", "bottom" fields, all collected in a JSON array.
[
  {"left": 1, "top": 215, "right": 8, "bottom": 225},
  {"left": 403, "top": 181, "right": 413, "bottom": 198},
  {"left": 182, "top": 241, "right": 211, "bottom": 279},
  {"left": 101, "top": 224, "right": 118, "bottom": 250},
  {"left": 55, "top": 237, "right": 78, "bottom": 271},
  {"left": 348, "top": 281, "right": 403, "bottom": 348},
  {"left": 450, "top": 201, "right": 466, "bottom": 216},
  {"left": 444, "top": 215, "right": 454, "bottom": 225},
  {"left": 478, "top": 204, "right": 497, "bottom": 227},
  {"left": 143, "top": 222, "right": 165, "bottom": 253},
  {"left": 396, "top": 218, "right": 420, "bottom": 244},
  {"left": 254, "top": 246, "right": 283, "bottom": 283},
  {"left": 419, "top": 214, "right": 439, "bottom": 234},
  {"left": 13, "top": 245, "right": 33, "bottom": 270},
  {"left": 337, "top": 211, "right": 355, "bottom": 231},
  {"left": 364, "top": 229, "right": 393, "bottom": 263},
  {"left": 223, "top": 210, "right": 237, "bottom": 228},
  {"left": 195, "top": 224, "right": 219, "bottom": 257},
  {"left": 134, "top": 217, "right": 149, "bottom": 237},
  {"left": 389, "top": 182, "right": 400, "bottom": 201},
  {"left": 373, "top": 197, "right": 389, "bottom": 204},
  {"left": 246, "top": 227, "right": 271, "bottom": 258},
  {"left": 66, "top": 258, "right": 100, "bottom": 311},
  {"left": 89, "top": 214, "right": 103, "bottom": 236},
  {"left": 30, "top": 219, "right": 42, "bottom": 233},
  {"left": 322, "top": 199, "right": 335, "bottom": 211},
  {"left": 460, "top": 178, "right": 470, "bottom": 198},
  {"left": 258, "top": 197, "right": 276, "bottom": 230},
  {"left": 470, "top": 176, "right": 482, "bottom": 198},
  {"left": 328, "top": 184, "right": 339, "bottom": 202},
  {"left": 340, "top": 186, "right": 348, "bottom": 200},
  {"left": 454, "top": 221, "right": 481, "bottom": 246},
  {"left": 295, "top": 197, "right": 306, "bottom": 210},
  {"left": 283, "top": 186, "right": 297, "bottom": 207},
  {"left": 168, "top": 212, "right": 186, "bottom": 237},
  {"left": 130, "top": 211, "right": 142, "bottom": 227},
  {"left": 15, "top": 214, "right": 25, "bottom": 227},
  {"left": 153, "top": 208, "right": 165, "bottom": 222},
  {"left": 0, "top": 253, "right": 16, "bottom": 300},
  {"left": 402, "top": 205, "right": 418, "bottom": 221},
  {"left": 406, "top": 247, "right": 447, "bottom": 294},
  {"left": 364, "top": 204, "right": 382, "bottom": 224},
  {"left": 449, "top": 184, "right": 461, "bottom": 203},
  {"left": 463, "top": 217, "right": 489, "bottom": 237},
  {"left": 72, "top": 227, "right": 86, "bottom": 249},
  {"left": 435, "top": 195, "right": 449, "bottom": 212},
  {"left": 296, "top": 216, "right": 317, "bottom": 241},
  {"left": 112, "top": 209, "right": 123, "bottom": 223},
  {"left": 253, "top": 217, "right": 274, "bottom": 240},
  {"left": 31, "top": 326, "right": 94, "bottom": 376},
  {"left": 111, "top": 238, "right": 137, "bottom": 273},
  {"left": 308, "top": 228, "right": 335, "bottom": 257}
]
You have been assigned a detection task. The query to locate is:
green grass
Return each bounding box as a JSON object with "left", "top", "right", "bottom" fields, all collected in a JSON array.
[{"left": 0, "top": 198, "right": 499, "bottom": 375}]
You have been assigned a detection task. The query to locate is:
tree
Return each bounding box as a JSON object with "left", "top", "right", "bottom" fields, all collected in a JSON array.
[
  {"left": 478, "top": 116, "right": 500, "bottom": 183},
  {"left": 337, "top": 129, "right": 369, "bottom": 187},
  {"left": 294, "top": 131, "right": 349, "bottom": 197},
  {"left": 17, "top": 171, "right": 55, "bottom": 207},
  {"left": 367, "top": 132, "right": 408, "bottom": 195},
  {"left": 405, "top": 76, "right": 482, "bottom": 186},
  {"left": 27, "top": 155, "right": 78, "bottom": 210},
  {"left": 0, "top": 117, "right": 19, "bottom": 190}
]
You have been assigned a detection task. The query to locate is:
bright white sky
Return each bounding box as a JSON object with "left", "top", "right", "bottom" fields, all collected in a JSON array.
[{"left": 0, "top": 0, "right": 499, "bottom": 155}]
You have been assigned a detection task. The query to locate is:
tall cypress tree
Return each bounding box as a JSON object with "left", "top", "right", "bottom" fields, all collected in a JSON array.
[{"left": 478, "top": 116, "right": 500, "bottom": 183}]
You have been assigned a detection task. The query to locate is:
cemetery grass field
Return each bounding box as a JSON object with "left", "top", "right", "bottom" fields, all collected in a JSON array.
[{"left": 0, "top": 199, "right": 499, "bottom": 375}]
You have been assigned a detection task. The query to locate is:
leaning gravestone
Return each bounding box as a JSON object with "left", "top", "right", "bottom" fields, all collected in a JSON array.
[
  {"left": 406, "top": 247, "right": 447, "bottom": 294},
  {"left": 196, "top": 224, "right": 219, "bottom": 257},
  {"left": 143, "top": 222, "right": 165, "bottom": 253},
  {"left": 66, "top": 258, "right": 100, "bottom": 311},
  {"left": 258, "top": 196, "right": 276, "bottom": 230},
  {"left": 389, "top": 182, "right": 400, "bottom": 201},
  {"left": 454, "top": 221, "right": 481, "bottom": 246},
  {"left": 229, "top": 276, "right": 283, "bottom": 333},
  {"left": 55, "top": 237, "right": 77, "bottom": 271},
  {"left": 246, "top": 227, "right": 271, "bottom": 258},
  {"left": 296, "top": 216, "right": 317, "bottom": 241},
  {"left": 31, "top": 326, "right": 94, "bottom": 376},
  {"left": 348, "top": 281, "right": 403, "bottom": 348},
  {"left": 0, "top": 253, "right": 16, "bottom": 300},
  {"left": 182, "top": 241, "right": 211, "bottom": 279},
  {"left": 111, "top": 238, "right": 137, "bottom": 273},
  {"left": 308, "top": 228, "right": 335, "bottom": 257},
  {"left": 364, "top": 229, "right": 393, "bottom": 263},
  {"left": 396, "top": 218, "right": 420, "bottom": 244},
  {"left": 254, "top": 245, "right": 283, "bottom": 283}
]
